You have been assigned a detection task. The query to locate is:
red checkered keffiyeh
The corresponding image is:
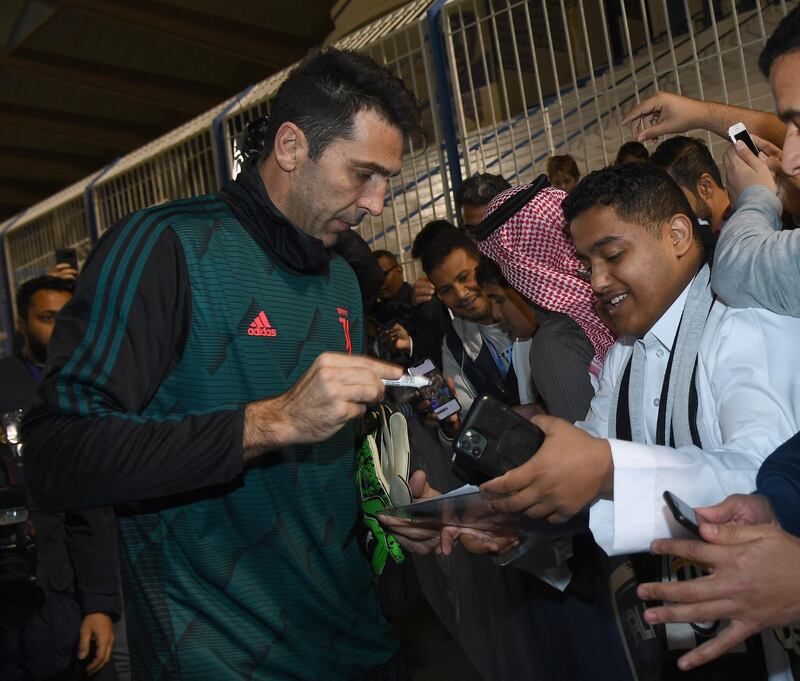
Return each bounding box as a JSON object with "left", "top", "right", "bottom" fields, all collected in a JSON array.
[{"left": 478, "top": 184, "right": 616, "bottom": 370}]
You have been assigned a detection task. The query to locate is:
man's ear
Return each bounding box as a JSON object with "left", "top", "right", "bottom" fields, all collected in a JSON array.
[
  {"left": 272, "top": 122, "right": 308, "bottom": 172},
  {"left": 696, "top": 173, "right": 715, "bottom": 201},
  {"left": 668, "top": 213, "right": 694, "bottom": 258}
]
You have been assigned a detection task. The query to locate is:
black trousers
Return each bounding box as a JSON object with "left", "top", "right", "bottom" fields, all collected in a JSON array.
[{"left": 363, "top": 653, "right": 410, "bottom": 681}]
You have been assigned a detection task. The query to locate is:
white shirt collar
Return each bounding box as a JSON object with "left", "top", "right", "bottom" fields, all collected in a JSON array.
[{"left": 643, "top": 277, "right": 695, "bottom": 351}]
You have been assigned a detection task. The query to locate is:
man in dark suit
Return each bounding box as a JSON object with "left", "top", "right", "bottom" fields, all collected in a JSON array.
[{"left": 0, "top": 276, "right": 121, "bottom": 681}]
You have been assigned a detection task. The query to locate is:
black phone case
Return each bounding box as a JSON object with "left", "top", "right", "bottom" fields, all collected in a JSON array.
[
  {"left": 54, "top": 248, "right": 78, "bottom": 269},
  {"left": 663, "top": 491, "right": 701, "bottom": 537},
  {"left": 452, "top": 394, "right": 544, "bottom": 485}
]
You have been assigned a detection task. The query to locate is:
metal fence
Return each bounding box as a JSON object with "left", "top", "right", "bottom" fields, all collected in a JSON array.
[
  {"left": 92, "top": 100, "right": 232, "bottom": 235},
  {"left": 439, "top": 0, "right": 786, "bottom": 184},
  {"left": 2, "top": 178, "right": 96, "bottom": 319},
  {"left": 0, "top": 0, "right": 789, "bottom": 354}
]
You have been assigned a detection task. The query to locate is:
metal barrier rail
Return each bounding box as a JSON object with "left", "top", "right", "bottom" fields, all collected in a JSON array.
[
  {"left": 91, "top": 98, "right": 234, "bottom": 235},
  {"left": 1, "top": 176, "right": 98, "bottom": 321}
]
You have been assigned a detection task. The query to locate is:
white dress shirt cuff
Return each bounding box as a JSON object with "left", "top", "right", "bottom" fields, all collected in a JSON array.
[{"left": 589, "top": 438, "right": 658, "bottom": 555}]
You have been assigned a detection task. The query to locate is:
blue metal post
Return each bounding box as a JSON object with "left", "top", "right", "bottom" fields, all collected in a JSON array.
[
  {"left": 427, "top": 0, "right": 463, "bottom": 197},
  {"left": 84, "top": 161, "right": 118, "bottom": 244},
  {"left": 212, "top": 85, "right": 254, "bottom": 186}
]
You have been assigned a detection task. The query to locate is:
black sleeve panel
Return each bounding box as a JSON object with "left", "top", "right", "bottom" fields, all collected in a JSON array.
[
  {"left": 63, "top": 507, "right": 123, "bottom": 619},
  {"left": 23, "top": 219, "right": 245, "bottom": 512}
]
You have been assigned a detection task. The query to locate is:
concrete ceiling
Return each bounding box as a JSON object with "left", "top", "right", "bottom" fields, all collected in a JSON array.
[{"left": 0, "top": 0, "right": 337, "bottom": 221}]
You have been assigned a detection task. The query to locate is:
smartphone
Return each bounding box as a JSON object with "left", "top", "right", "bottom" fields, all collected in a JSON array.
[
  {"left": 54, "top": 247, "right": 78, "bottom": 270},
  {"left": 663, "top": 491, "right": 701, "bottom": 538},
  {"left": 451, "top": 394, "right": 544, "bottom": 485},
  {"left": 408, "top": 358, "right": 460, "bottom": 421},
  {"left": 728, "top": 122, "right": 759, "bottom": 156}
]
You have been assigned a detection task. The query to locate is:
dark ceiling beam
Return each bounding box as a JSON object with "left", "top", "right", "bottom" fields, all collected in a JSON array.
[
  {"left": 0, "top": 146, "right": 102, "bottom": 181},
  {"left": 0, "top": 103, "right": 160, "bottom": 149},
  {"left": 2, "top": 48, "right": 227, "bottom": 113},
  {"left": 51, "top": 0, "right": 314, "bottom": 69},
  {"left": 0, "top": 179, "right": 64, "bottom": 206},
  {"left": 5, "top": 0, "right": 58, "bottom": 51}
]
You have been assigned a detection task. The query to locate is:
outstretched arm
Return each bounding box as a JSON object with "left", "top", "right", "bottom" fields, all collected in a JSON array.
[{"left": 621, "top": 92, "right": 785, "bottom": 147}]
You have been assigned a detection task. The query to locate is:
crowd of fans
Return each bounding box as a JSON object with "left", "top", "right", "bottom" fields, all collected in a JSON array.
[
  {"left": 370, "top": 6, "right": 800, "bottom": 679},
  {"left": 1, "top": 5, "right": 799, "bottom": 680}
]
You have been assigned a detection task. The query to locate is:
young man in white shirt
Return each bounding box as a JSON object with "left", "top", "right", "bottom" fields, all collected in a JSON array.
[
  {"left": 482, "top": 163, "right": 800, "bottom": 679},
  {"left": 627, "top": 9, "right": 800, "bottom": 677}
]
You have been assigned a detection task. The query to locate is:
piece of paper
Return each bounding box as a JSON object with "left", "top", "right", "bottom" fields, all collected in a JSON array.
[{"left": 381, "top": 487, "right": 589, "bottom": 539}]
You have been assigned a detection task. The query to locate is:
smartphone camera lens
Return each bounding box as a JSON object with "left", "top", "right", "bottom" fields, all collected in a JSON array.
[{"left": 458, "top": 428, "right": 488, "bottom": 458}]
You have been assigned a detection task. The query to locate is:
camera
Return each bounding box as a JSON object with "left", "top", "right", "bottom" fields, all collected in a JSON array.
[
  {"left": 457, "top": 428, "right": 489, "bottom": 459},
  {"left": 0, "top": 410, "right": 44, "bottom": 629}
]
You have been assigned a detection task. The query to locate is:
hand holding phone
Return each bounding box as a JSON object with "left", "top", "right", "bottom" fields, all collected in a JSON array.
[
  {"left": 663, "top": 491, "right": 701, "bottom": 538},
  {"left": 452, "top": 394, "right": 544, "bottom": 485},
  {"left": 54, "top": 247, "right": 78, "bottom": 271},
  {"left": 408, "top": 358, "right": 460, "bottom": 421},
  {"left": 728, "top": 122, "right": 759, "bottom": 156}
]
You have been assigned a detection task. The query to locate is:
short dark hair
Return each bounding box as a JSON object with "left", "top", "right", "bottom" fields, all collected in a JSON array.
[
  {"left": 650, "top": 136, "right": 724, "bottom": 196},
  {"left": 546, "top": 155, "right": 580, "bottom": 180},
  {"left": 412, "top": 222, "right": 479, "bottom": 275},
  {"left": 614, "top": 141, "right": 649, "bottom": 164},
  {"left": 263, "top": 47, "right": 423, "bottom": 160},
  {"left": 475, "top": 257, "right": 511, "bottom": 289},
  {"left": 562, "top": 163, "right": 698, "bottom": 239},
  {"left": 372, "top": 250, "right": 398, "bottom": 266},
  {"left": 16, "top": 276, "right": 74, "bottom": 319},
  {"left": 410, "top": 220, "right": 459, "bottom": 260},
  {"left": 455, "top": 173, "right": 511, "bottom": 208},
  {"left": 759, "top": 5, "right": 800, "bottom": 78}
]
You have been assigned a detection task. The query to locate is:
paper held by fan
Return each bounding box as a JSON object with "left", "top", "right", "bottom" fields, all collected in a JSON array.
[
  {"left": 381, "top": 485, "right": 587, "bottom": 539},
  {"left": 380, "top": 485, "right": 518, "bottom": 534}
]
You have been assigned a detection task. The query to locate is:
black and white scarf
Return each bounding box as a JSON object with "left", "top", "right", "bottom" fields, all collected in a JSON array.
[{"left": 606, "top": 265, "right": 778, "bottom": 680}]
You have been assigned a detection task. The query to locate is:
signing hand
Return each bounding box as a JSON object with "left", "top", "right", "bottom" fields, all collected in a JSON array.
[
  {"left": 244, "top": 353, "right": 402, "bottom": 458},
  {"left": 78, "top": 612, "right": 115, "bottom": 675},
  {"left": 638, "top": 521, "right": 800, "bottom": 672},
  {"left": 482, "top": 415, "right": 613, "bottom": 523}
]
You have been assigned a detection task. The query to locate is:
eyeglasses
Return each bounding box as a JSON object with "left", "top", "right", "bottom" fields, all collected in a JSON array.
[{"left": 381, "top": 265, "right": 402, "bottom": 278}]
